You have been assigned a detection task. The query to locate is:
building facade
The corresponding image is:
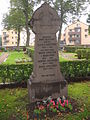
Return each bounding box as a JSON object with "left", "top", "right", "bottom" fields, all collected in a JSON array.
[
  {"left": 2, "top": 29, "right": 35, "bottom": 47},
  {"left": 62, "top": 21, "right": 90, "bottom": 46},
  {"left": 2, "top": 29, "right": 18, "bottom": 47}
]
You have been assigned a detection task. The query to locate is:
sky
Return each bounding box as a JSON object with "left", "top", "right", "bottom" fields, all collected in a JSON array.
[
  {"left": 0, "top": 0, "right": 10, "bottom": 35},
  {"left": 0, "top": 0, "right": 90, "bottom": 35}
]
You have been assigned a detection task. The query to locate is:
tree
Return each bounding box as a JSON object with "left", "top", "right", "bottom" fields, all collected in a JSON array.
[
  {"left": 36, "top": 0, "right": 89, "bottom": 49},
  {"left": 87, "top": 14, "right": 90, "bottom": 34},
  {"left": 2, "top": 9, "right": 25, "bottom": 50},
  {"left": 10, "top": 0, "right": 34, "bottom": 47},
  {"left": 0, "top": 36, "right": 2, "bottom": 46}
]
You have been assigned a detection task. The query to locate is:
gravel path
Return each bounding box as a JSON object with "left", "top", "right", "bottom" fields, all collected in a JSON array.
[
  {"left": 60, "top": 52, "right": 81, "bottom": 61},
  {"left": 0, "top": 53, "right": 9, "bottom": 64}
]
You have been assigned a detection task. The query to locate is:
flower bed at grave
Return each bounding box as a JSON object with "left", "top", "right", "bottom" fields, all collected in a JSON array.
[
  {"left": 27, "top": 96, "right": 79, "bottom": 119},
  {"left": 15, "top": 57, "right": 32, "bottom": 63}
]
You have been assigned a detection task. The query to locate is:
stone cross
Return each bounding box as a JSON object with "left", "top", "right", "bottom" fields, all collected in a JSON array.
[{"left": 28, "top": 2, "right": 67, "bottom": 103}]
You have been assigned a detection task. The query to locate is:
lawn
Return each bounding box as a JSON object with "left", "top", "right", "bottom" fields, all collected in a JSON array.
[
  {"left": 0, "top": 82, "right": 90, "bottom": 120},
  {"left": 3, "top": 51, "right": 31, "bottom": 64},
  {"left": 59, "top": 52, "right": 78, "bottom": 61},
  {"left": 59, "top": 55, "right": 69, "bottom": 62},
  {"left": 0, "top": 52, "right": 3, "bottom": 56}
]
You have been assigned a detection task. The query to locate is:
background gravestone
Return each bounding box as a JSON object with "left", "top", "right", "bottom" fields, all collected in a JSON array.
[{"left": 28, "top": 2, "right": 67, "bottom": 102}]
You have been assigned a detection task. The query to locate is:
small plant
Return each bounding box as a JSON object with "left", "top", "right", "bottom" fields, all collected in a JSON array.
[
  {"left": 68, "top": 103, "right": 73, "bottom": 111},
  {"left": 33, "top": 96, "right": 73, "bottom": 118},
  {"left": 34, "top": 109, "right": 41, "bottom": 115}
]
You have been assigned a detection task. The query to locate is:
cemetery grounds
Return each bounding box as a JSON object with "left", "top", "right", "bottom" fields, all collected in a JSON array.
[{"left": 0, "top": 50, "right": 90, "bottom": 120}]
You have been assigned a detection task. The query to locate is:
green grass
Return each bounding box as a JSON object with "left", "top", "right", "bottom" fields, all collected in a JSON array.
[
  {"left": 0, "top": 88, "right": 28, "bottom": 120},
  {"left": 3, "top": 51, "right": 30, "bottom": 64},
  {"left": 0, "top": 82, "right": 90, "bottom": 120},
  {"left": 59, "top": 55, "right": 69, "bottom": 62},
  {"left": 0, "top": 52, "right": 3, "bottom": 56}
]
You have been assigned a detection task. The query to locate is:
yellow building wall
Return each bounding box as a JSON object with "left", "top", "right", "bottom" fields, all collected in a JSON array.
[
  {"left": 64, "top": 21, "right": 90, "bottom": 45},
  {"left": 2, "top": 29, "right": 18, "bottom": 47}
]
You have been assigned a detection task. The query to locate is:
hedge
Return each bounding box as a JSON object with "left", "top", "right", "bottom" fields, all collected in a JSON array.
[
  {"left": 26, "top": 47, "right": 34, "bottom": 60},
  {"left": 0, "top": 64, "right": 33, "bottom": 83},
  {"left": 76, "top": 49, "right": 90, "bottom": 59},
  {"left": 0, "top": 61, "right": 90, "bottom": 83},
  {"left": 64, "top": 46, "right": 90, "bottom": 53}
]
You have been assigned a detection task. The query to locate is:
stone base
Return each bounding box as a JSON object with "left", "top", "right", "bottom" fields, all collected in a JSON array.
[{"left": 27, "top": 79, "right": 67, "bottom": 103}]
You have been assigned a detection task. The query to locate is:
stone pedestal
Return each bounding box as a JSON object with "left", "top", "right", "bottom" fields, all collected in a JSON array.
[
  {"left": 28, "top": 80, "right": 67, "bottom": 102},
  {"left": 28, "top": 2, "right": 67, "bottom": 103}
]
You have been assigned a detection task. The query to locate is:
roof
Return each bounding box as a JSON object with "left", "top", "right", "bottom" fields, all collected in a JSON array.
[{"left": 65, "top": 21, "right": 88, "bottom": 31}]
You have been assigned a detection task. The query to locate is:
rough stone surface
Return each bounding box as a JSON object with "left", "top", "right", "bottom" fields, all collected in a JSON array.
[{"left": 28, "top": 2, "right": 67, "bottom": 103}]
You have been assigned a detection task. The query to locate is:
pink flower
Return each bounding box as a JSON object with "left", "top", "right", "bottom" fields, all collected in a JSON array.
[
  {"left": 59, "top": 99, "right": 61, "bottom": 104},
  {"left": 38, "top": 105, "right": 44, "bottom": 110},
  {"left": 47, "top": 104, "right": 49, "bottom": 107},
  {"left": 52, "top": 101, "right": 55, "bottom": 106},
  {"left": 57, "top": 102, "right": 58, "bottom": 105},
  {"left": 56, "top": 105, "right": 58, "bottom": 109}
]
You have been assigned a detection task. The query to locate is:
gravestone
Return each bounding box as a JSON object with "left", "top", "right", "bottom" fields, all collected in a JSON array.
[{"left": 28, "top": 2, "right": 67, "bottom": 103}]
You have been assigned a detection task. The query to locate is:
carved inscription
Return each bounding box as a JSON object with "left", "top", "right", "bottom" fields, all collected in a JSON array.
[{"left": 36, "top": 35, "right": 59, "bottom": 80}]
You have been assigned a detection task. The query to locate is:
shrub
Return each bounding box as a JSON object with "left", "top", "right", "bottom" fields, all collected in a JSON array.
[
  {"left": 26, "top": 47, "right": 34, "bottom": 60},
  {"left": 0, "top": 61, "right": 90, "bottom": 83},
  {"left": 60, "top": 61, "right": 90, "bottom": 78},
  {"left": 64, "top": 46, "right": 90, "bottom": 53},
  {"left": 76, "top": 49, "right": 90, "bottom": 60},
  {"left": 0, "top": 64, "right": 33, "bottom": 83}
]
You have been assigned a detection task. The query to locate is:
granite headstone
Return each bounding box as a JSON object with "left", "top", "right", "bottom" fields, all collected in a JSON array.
[{"left": 28, "top": 2, "right": 67, "bottom": 102}]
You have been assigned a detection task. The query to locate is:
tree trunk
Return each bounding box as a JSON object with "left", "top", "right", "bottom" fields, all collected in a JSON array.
[
  {"left": 24, "top": 0, "right": 30, "bottom": 47},
  {"left": 26, "top": 13, "right": 30, "bottom": 47},
  {"left": 57, "top": 21, "right": 63, "bottom": 50},
  {"left": 17, "top": 28, "right": 20, "bottom": 51}
]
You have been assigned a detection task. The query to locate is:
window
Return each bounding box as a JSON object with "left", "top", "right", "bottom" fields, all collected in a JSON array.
[
  {"left": 69, "top": 29, "right": 72, "bottom": 32},
  {"left": 15, "top": 42, "right": 17, "bottom": 44},
  {"left": 12, "top": 37, "right": 13, "bottom": 39},
  {"left": 76, "top": 23, "right": 80, "bottom": 27},
  {"left": 12, "top": 42, "right": 14, "bottom": 44},
  {"left": 75, "top": 28, "right": 80, "bottom": 32},
  {"left": 77, "top": 35, "right": 80, "bottom": 38},
  {"left": 69, "top": 40, "right": 72, "bottom": 43},
  {"left": 70, "top": 35, "right": 72, "bottom": 38},
  {"left": 85, "top": 35, "right": 87, "bottom": 38},
  {"left": 12, "top": 32, "right": 13, "bottom": 34},
  {"left": 15, "top": 32, "right": 17, "bottom": 34},
  {"left": 15, "top": 36, "right": 17, "bottom": 39},
  {"left": 85, "top": 29, "right": 88, "bottom": 32},
  {"left": 3, "top": 32, "right": 6, "bottom": 35},
  {"left": 76, "top": 40, "right": 80, "bottom": 44},
  {"left": 74, "top": 34, "right": 75, "bottom": 37}
]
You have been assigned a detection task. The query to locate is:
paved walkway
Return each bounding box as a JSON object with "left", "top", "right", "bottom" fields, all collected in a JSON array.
[
  {"left": 0, "top": 53, "right": 9, "bottom": 64},
  {"left": 60, "top": 52, "right": 81, "bottom": 61}
]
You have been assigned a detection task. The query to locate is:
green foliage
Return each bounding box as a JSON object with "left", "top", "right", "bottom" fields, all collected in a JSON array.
[
  {"left": 60, "top": 60, "right": 90, "bottom": 78},
  {"left": 76, "top": 49, "right": 90, "bottom": 60},
  {"left": 2, "top": 9, "right": 25, "bottom": 31},
  {"left": 0, "top": 64, "right": 33, "bottom": 83},
  {"left": 0, "top": 82, "right": 90, "bottom": 119},
  {"left": 42, "top": 109, "right": 46, "bottom": 114},
  {"left": 10, "top": 0, "right": 34, "bottom": 46},
  {"left": 65, "top": 46, "right": 90, "bottom": 53},
  {"left": 58, "top": 103, "right": 65, "bottom": 111},
  {"left": 0, "top": 36, "right": 2, "bottom": 46},
  {"left": 26, "top": 47, "right": 34, "bottom": 60},
  {"left": 34, "top": 109, "right": 41, "bottom": 115},
  {"left": 87, "top": 14, "right": 90, "bottom": 34},
  {"left": 68, "top": 103, "right": 73, "bottom": 111},
  {"left": 3, "top": 51, "right": 30, "bottom": 64},
  {"left": 0, "top": 60, "right": 90, "bottom": 83}
]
